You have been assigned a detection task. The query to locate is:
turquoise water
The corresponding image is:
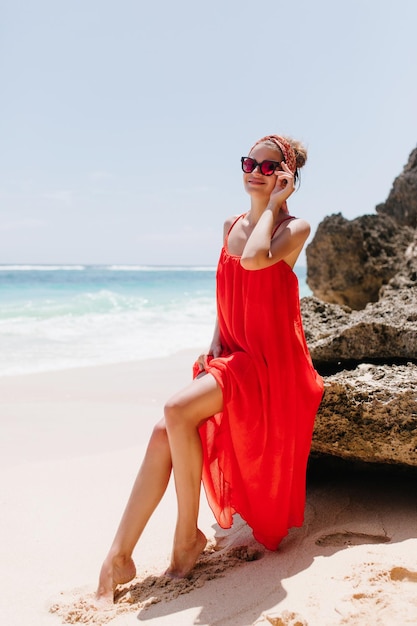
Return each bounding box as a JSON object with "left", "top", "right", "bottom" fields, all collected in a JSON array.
[{"left": 0, "top": 264, "right": 310, "bottom": 376}]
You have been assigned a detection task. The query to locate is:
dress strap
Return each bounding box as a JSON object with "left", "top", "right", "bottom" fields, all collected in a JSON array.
[
  {"left": 226, "top": 213, "right": 245, "bottom": 237},
  {"left": 224, "top": 213, "right": 246, "bottom": 249},
  {"left": 225, "top": 213, "right": 296, "bottom": 247},
  {"left": 271, "top": 215, "right": 296, "bottom": 238}
]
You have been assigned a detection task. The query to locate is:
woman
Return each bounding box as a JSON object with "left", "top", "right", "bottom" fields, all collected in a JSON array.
[{"left": 96, "top": 134, "right": 324, "bottom": 603}]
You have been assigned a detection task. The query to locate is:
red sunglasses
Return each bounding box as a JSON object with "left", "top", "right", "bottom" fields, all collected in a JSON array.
[{"left": 241, "top": 156, "right": 283, "bottom": 176}]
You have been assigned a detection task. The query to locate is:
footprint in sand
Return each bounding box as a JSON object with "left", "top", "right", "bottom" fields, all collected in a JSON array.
[
  {"left": 390, "top": 566, "right": 417, "bottom": 582},
  {"left": 336, "top": 563, "right": 417, "bottom": 624},
  {"left": 261, "top": 609, "right": 308, "bottom": 625},
  {"left": 315, "top": 531, "right": 391, "bottom": 547}
]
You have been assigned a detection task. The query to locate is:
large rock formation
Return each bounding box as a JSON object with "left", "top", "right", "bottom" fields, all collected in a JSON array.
[
  {"left": 306, "top": 146, "right": 417, "bottom": 310},
  {"left": 303, "top": 145, "right": 417, "bottom": 468}
]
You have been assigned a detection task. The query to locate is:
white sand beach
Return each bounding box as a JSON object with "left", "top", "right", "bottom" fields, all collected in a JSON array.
[{"left": 0, "top": 350, "right": 416, "bottom": 626}]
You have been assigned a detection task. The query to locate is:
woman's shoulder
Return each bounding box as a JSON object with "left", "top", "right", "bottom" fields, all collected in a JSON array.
[
  {"left": 279, "top": 215, "right": 310, "bottom": 236},
  {"left": 223, "top": 214, "right": 244, "bottom": 239},
  {"left": 224, "top": 213, "right": 244, "bottom": 228},
  {"left": 288, "top": 216, "right": 311, "bottom": 236}
]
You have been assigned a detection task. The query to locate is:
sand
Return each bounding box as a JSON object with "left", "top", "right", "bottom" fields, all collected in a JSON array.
[{"left": 0, "top": 349, "right": 416, "bottom": 626}]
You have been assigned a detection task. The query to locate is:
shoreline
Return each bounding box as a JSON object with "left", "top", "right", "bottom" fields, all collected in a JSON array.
[
  {"left": 1, "top": 351, "right": 416, "bottom": 625},
  {"left": 0, "top": 263, "right": 310, "bottom": 380}
]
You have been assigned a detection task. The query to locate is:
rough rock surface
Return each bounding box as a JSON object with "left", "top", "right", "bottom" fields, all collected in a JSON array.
[
  {"left": 381, "top": 229, "right": 417, "bottom": 291},
  {"left": 303, "top": 144, "right": 417, "bottom": 468},
  {"left": 376, "top": 146, "right": 417, "bottom": 228},
  {"left": 305, "top": 213, "right": 413, "bottom": 310},
  {"left": 305, "top": 146, "right": 417, "bottom": 310},
  {"left": 301, "top": 290, "right": 417, "bottom": 366},
  {"left": 312, "top": 363, "right": 417, "bottom": 466}
]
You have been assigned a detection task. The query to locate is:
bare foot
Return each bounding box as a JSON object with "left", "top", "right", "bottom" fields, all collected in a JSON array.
[
  {"left": 96, "top": 555, "right": 136, "bottom": 604},
  {"left": 165, "top": 529, "right": 207, "bottom": 578}
]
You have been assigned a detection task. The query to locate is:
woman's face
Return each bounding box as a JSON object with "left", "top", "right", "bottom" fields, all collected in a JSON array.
[{"left": 242, "top": 143, "right": 284, "bottom": 198}]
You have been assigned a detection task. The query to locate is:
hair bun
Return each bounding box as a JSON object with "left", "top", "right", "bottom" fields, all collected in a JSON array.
[{"left": 285, "top": 137, "right": 307, "bottom": 169}]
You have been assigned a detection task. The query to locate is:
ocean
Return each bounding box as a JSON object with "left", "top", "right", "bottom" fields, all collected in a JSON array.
[{"left": 0, "top": 264, "right": 310, "bottom": 377}]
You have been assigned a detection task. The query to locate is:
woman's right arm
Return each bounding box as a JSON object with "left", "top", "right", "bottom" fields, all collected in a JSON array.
[
  {"left": 195, "top": 217, "right": 234, "bottom": 372},
  {"left": 207, "top": 317, "right": 222, "bottom": 357},
  {"left": 195, "top": 318, "right": 222, "bottom": 374},
  {"left": 207, "top": 216, "right": 236, "bottom": 356}
]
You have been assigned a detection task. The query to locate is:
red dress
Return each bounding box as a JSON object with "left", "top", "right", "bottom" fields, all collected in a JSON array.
[{"left": 196, "top": 215, "right": 324, "bottom": 550}]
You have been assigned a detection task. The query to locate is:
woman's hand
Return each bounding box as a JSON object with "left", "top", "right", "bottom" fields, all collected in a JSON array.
[
  {"left": 196, "top": 341, "right": 222, "bottom": 374},
  {"left": 269, "top": 161, "right": 295, "bottom": 205}
]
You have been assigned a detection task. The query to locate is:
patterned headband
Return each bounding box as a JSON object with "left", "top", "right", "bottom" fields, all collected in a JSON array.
[{"left": 250, "top": 135, "right": 297, "bottom": 174}]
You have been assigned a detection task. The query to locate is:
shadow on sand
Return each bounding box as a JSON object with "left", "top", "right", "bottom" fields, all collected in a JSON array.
[{"left": 128, "top": 458, "right": 417, "bottom": 625}]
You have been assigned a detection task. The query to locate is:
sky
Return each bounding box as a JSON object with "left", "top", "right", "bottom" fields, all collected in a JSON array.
[{"left": 1, "top": 0, "right": 417, "bottom": 266}]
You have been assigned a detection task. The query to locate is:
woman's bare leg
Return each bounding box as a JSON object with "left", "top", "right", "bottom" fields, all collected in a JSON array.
[
  {"left": 96, "top": 373, "right": 222, "bottom": 600},
  {"left": 96, "top": 419, "right": 172, "bottom": 603},
  {"left": 164, "top": 372, "right": 223, "bottom": 577}
]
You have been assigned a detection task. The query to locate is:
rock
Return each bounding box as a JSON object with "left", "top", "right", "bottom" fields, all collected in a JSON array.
[
  {"left": 301, "top": 291, "right": 417, "bottom": 466},
  {"left": 305, "top": 213, "right": 413, "bottom": 309},
  {"left": 376, "top": 146, "right": 417, "bottom": 228},
  {"left": 302, "top": 144, "right": 417, "bottom": 468},
  {"left": 311, "top": 363, "right": 417, "bottom": 467},
  {"left": 304, "top": 288, "right": 417, "bottom": 467},
  {"left": 301, "top": 289, "right": 417, "bottom": 366},
  {"left": 381, "top": 230, "right": 417, "bottom": 291},
  {"left": 305, "top": 145, "right": 417, "bottom": 310}
]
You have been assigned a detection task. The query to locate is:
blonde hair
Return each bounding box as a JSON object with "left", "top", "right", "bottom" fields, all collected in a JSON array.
[{"left": 283, "top": 136, "right": 307, "bottom": 170}]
